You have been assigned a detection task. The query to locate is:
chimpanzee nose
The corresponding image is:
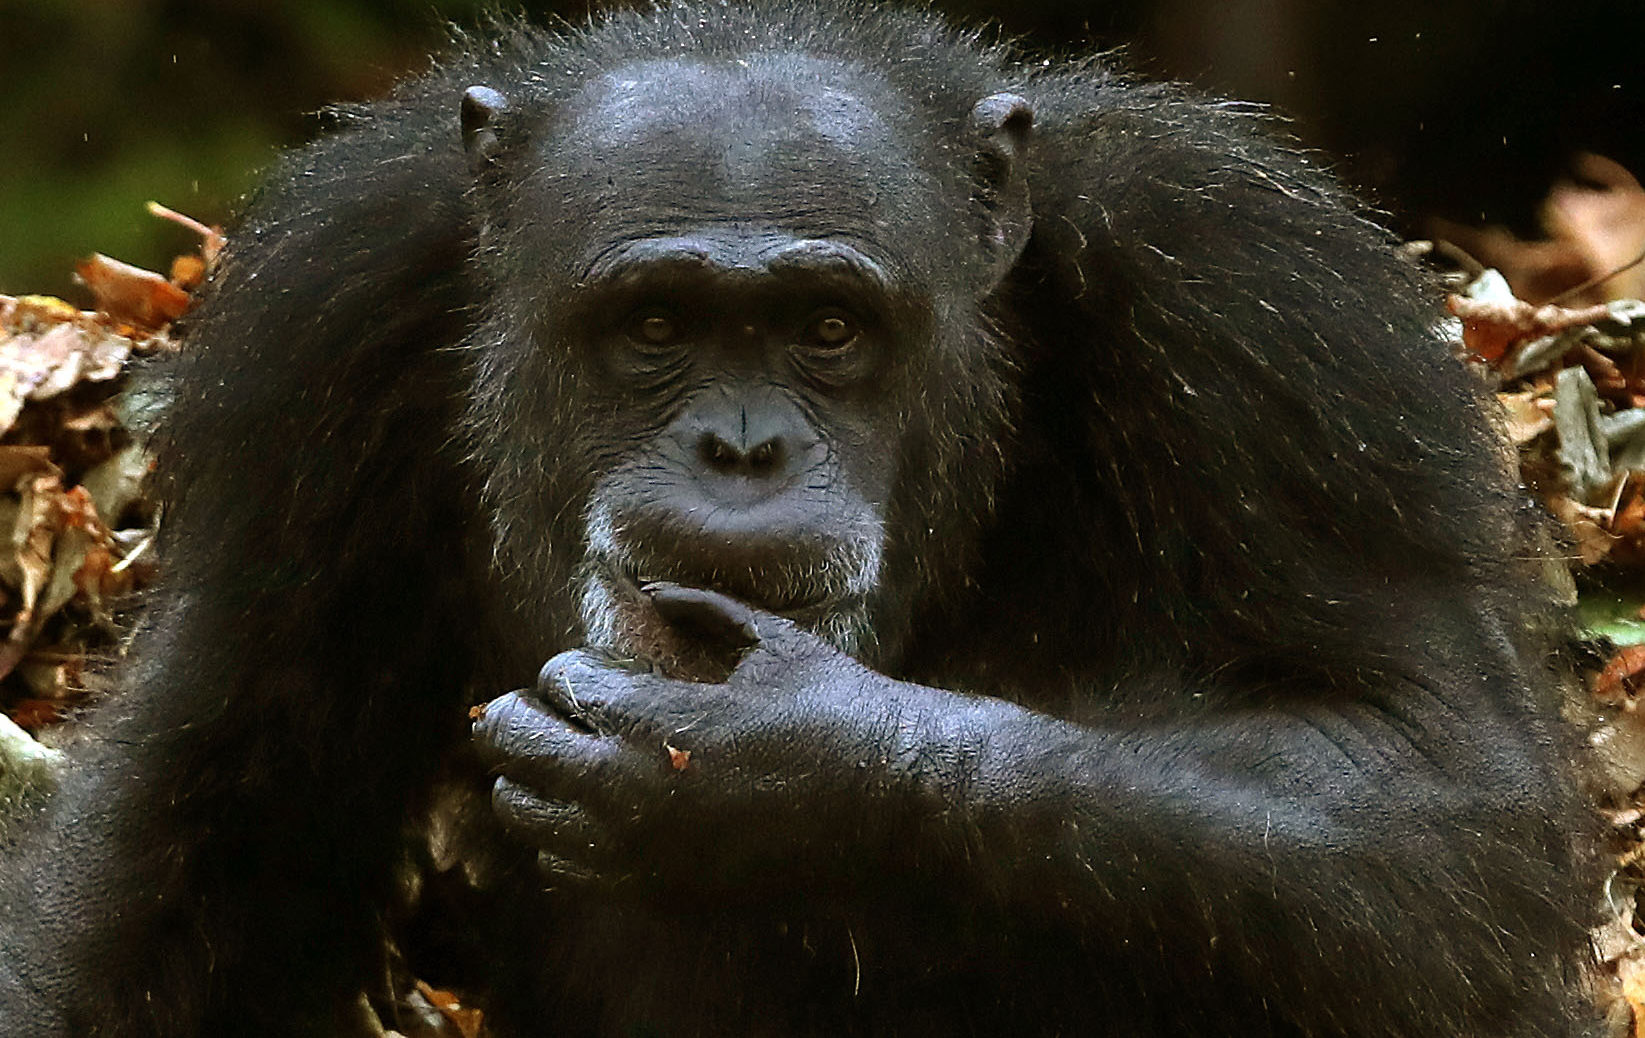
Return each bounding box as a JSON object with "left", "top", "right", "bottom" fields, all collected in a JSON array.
[
  {"left": 684, "top": 385, "right": 816, "bottom": 482},
  {"left": 697, "top": 429, "right": 784, "bottom": 475}
]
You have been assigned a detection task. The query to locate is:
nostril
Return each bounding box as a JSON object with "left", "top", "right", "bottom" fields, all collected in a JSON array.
[
  {"left": 748, "top": 440, "right": 779, "bottom": 470},
  {"left": 699, "top": 434, "right": 738, "bottom": 470},
  {"left": 696, "top": 432, "right": 785, "bottom": 475}
]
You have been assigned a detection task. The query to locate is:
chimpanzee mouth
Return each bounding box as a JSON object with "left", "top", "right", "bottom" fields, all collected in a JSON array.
[
  {"left": 575, "top": 555, "right": 873, "bottom": 680},
  {"left": 600, "top": 558, "right": 841, "bottom": 624},
  {"left": 575, "top": 501, "right": 886, "bottom": 658}
]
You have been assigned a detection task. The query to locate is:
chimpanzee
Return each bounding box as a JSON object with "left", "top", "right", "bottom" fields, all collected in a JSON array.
[{"left": 0, "top": 2, "right": 1593, "bottom": 1036}]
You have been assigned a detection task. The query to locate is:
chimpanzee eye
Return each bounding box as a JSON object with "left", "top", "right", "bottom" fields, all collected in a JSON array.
[
  {"left": 630, "top": 312, "right": 678, "bottom": 346},
  {"left": 807, "top": 312, "right": 857, "bottom": 349}
]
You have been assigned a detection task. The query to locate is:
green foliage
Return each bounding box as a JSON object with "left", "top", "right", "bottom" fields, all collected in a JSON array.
[
  {"left": 1579, "top": 582, "right": 1645, "bottom": 647},
  {"left": 0, "top": 0, "right": 501, "bottom": 298}
]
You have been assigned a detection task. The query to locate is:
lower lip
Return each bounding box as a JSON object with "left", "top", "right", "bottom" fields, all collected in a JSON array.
[{"left": 601, "top": 560, "right": 835, "bottom": 621}]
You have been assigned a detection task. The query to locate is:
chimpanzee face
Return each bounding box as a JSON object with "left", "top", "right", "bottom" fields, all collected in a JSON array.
[{"left": 463, "top": 56, "right": 975, "bottom": 661}]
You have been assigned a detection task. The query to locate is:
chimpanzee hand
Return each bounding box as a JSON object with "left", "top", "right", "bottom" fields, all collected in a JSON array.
[{"left": 472, "top": 584, "right": 966, "bottom": 896}]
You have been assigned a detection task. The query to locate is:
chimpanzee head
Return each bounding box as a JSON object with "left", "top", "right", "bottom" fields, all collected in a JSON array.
[{"left": 458, "top": 50, "right": 1034, "bottom": 667}]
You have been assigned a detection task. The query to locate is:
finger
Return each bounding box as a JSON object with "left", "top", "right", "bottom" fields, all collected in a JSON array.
[
  {"left": 490, "top": 778, "right": 602, "bottom": 851},
  {"left": 645, "top": 582, "right": 761, "bottom": 649},
  {"left": 535, "top": 851, "right": 602, "bottom": 887},
  {"left": 472, "top": 690, "right": 611, "bottom": 786},
  {"left": 533, "top": 651, "right": 614, "bottom": 734},
  {"left": 490, "top": 780, "right": 615, "bottom": 888}
]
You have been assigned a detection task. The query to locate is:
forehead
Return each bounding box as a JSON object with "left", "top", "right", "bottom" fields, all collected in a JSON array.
[
  {"left": 578, "top": 53, "right": 894, "bottom": 159},
  {"left": 531, "top": 53, "right": 942, "bottom": 269}
]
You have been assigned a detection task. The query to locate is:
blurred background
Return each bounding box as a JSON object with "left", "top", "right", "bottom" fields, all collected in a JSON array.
[{"left": 0, "top": 0, "right": 1637, "bottom": 300}]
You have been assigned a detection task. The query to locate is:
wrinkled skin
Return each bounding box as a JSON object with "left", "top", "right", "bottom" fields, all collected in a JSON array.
[
  {"left": 0, "top": 3, "right": 1594, "bottom": 1037},
  {"left": 480, "top": 586, "right": 932, "bottom": 894}
]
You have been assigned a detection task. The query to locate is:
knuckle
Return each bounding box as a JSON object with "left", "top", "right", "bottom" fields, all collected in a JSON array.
[
  {"left": 537, "top": 649, "right": 603, "bottom": 690},
  {"left": 489, "top": 774, "right": 534, "bottom": 818}
]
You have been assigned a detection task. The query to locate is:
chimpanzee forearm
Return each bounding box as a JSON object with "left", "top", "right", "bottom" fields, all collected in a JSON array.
[
  {"left": 911, "top": 687, "right": 1575, "bottom": 1031},
  {"left": 474, "top": 585, "right": 1583, "bottom": 1036}
]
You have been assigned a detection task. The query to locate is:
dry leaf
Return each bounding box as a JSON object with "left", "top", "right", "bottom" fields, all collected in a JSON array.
[
  {"left": 1594, "top": 646, "right": 1645, "bottom": 705},
  {"left": 1434, "top": 155, "right": 1645, "bottom": 304},
  {"left": 666, "top": 742, "right": 692, "bottom": 771},
  {"left": 0, "top": 447, "right": 59, "bottom": 489},
  {"left": 413, "top": 982, "right": 485, "bottom": 1038},
  {"left": 73, "top": 254, "right": 191, "bottom": 332},
  {"left": 1543, "top": 155, "right": 1645, "bottom": 303},
  {"left": 1449, "top": 291, "right": 1610, "bottom": 366}
]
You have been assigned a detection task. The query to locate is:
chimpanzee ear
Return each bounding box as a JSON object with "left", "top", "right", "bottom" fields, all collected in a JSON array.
[
  {"left": 461, "top": 85, "right": 513, "bottom": 175},
  {"left": 970, "top": 92, "right": 1033, "bottom": 168},
  {"left": 967, "top": 92, "right": 1035, "bottom": 290}
]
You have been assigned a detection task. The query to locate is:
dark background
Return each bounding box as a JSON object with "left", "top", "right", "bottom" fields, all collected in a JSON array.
[{"left": 0, "top": 0, "right": 1636, "bottom": 300}]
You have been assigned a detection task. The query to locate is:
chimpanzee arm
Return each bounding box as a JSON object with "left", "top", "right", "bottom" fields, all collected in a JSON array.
[
  {"left": 475, "top": 585, "right": 1583, "bottom": 1036},
  {"left": 0, "top": 89, "right": 484, "bottom": 1036}
]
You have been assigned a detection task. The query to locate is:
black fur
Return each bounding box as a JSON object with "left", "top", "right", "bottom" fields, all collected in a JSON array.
[{"left": 0, "top": 3, "right": 1591, "bottom": 1036}]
